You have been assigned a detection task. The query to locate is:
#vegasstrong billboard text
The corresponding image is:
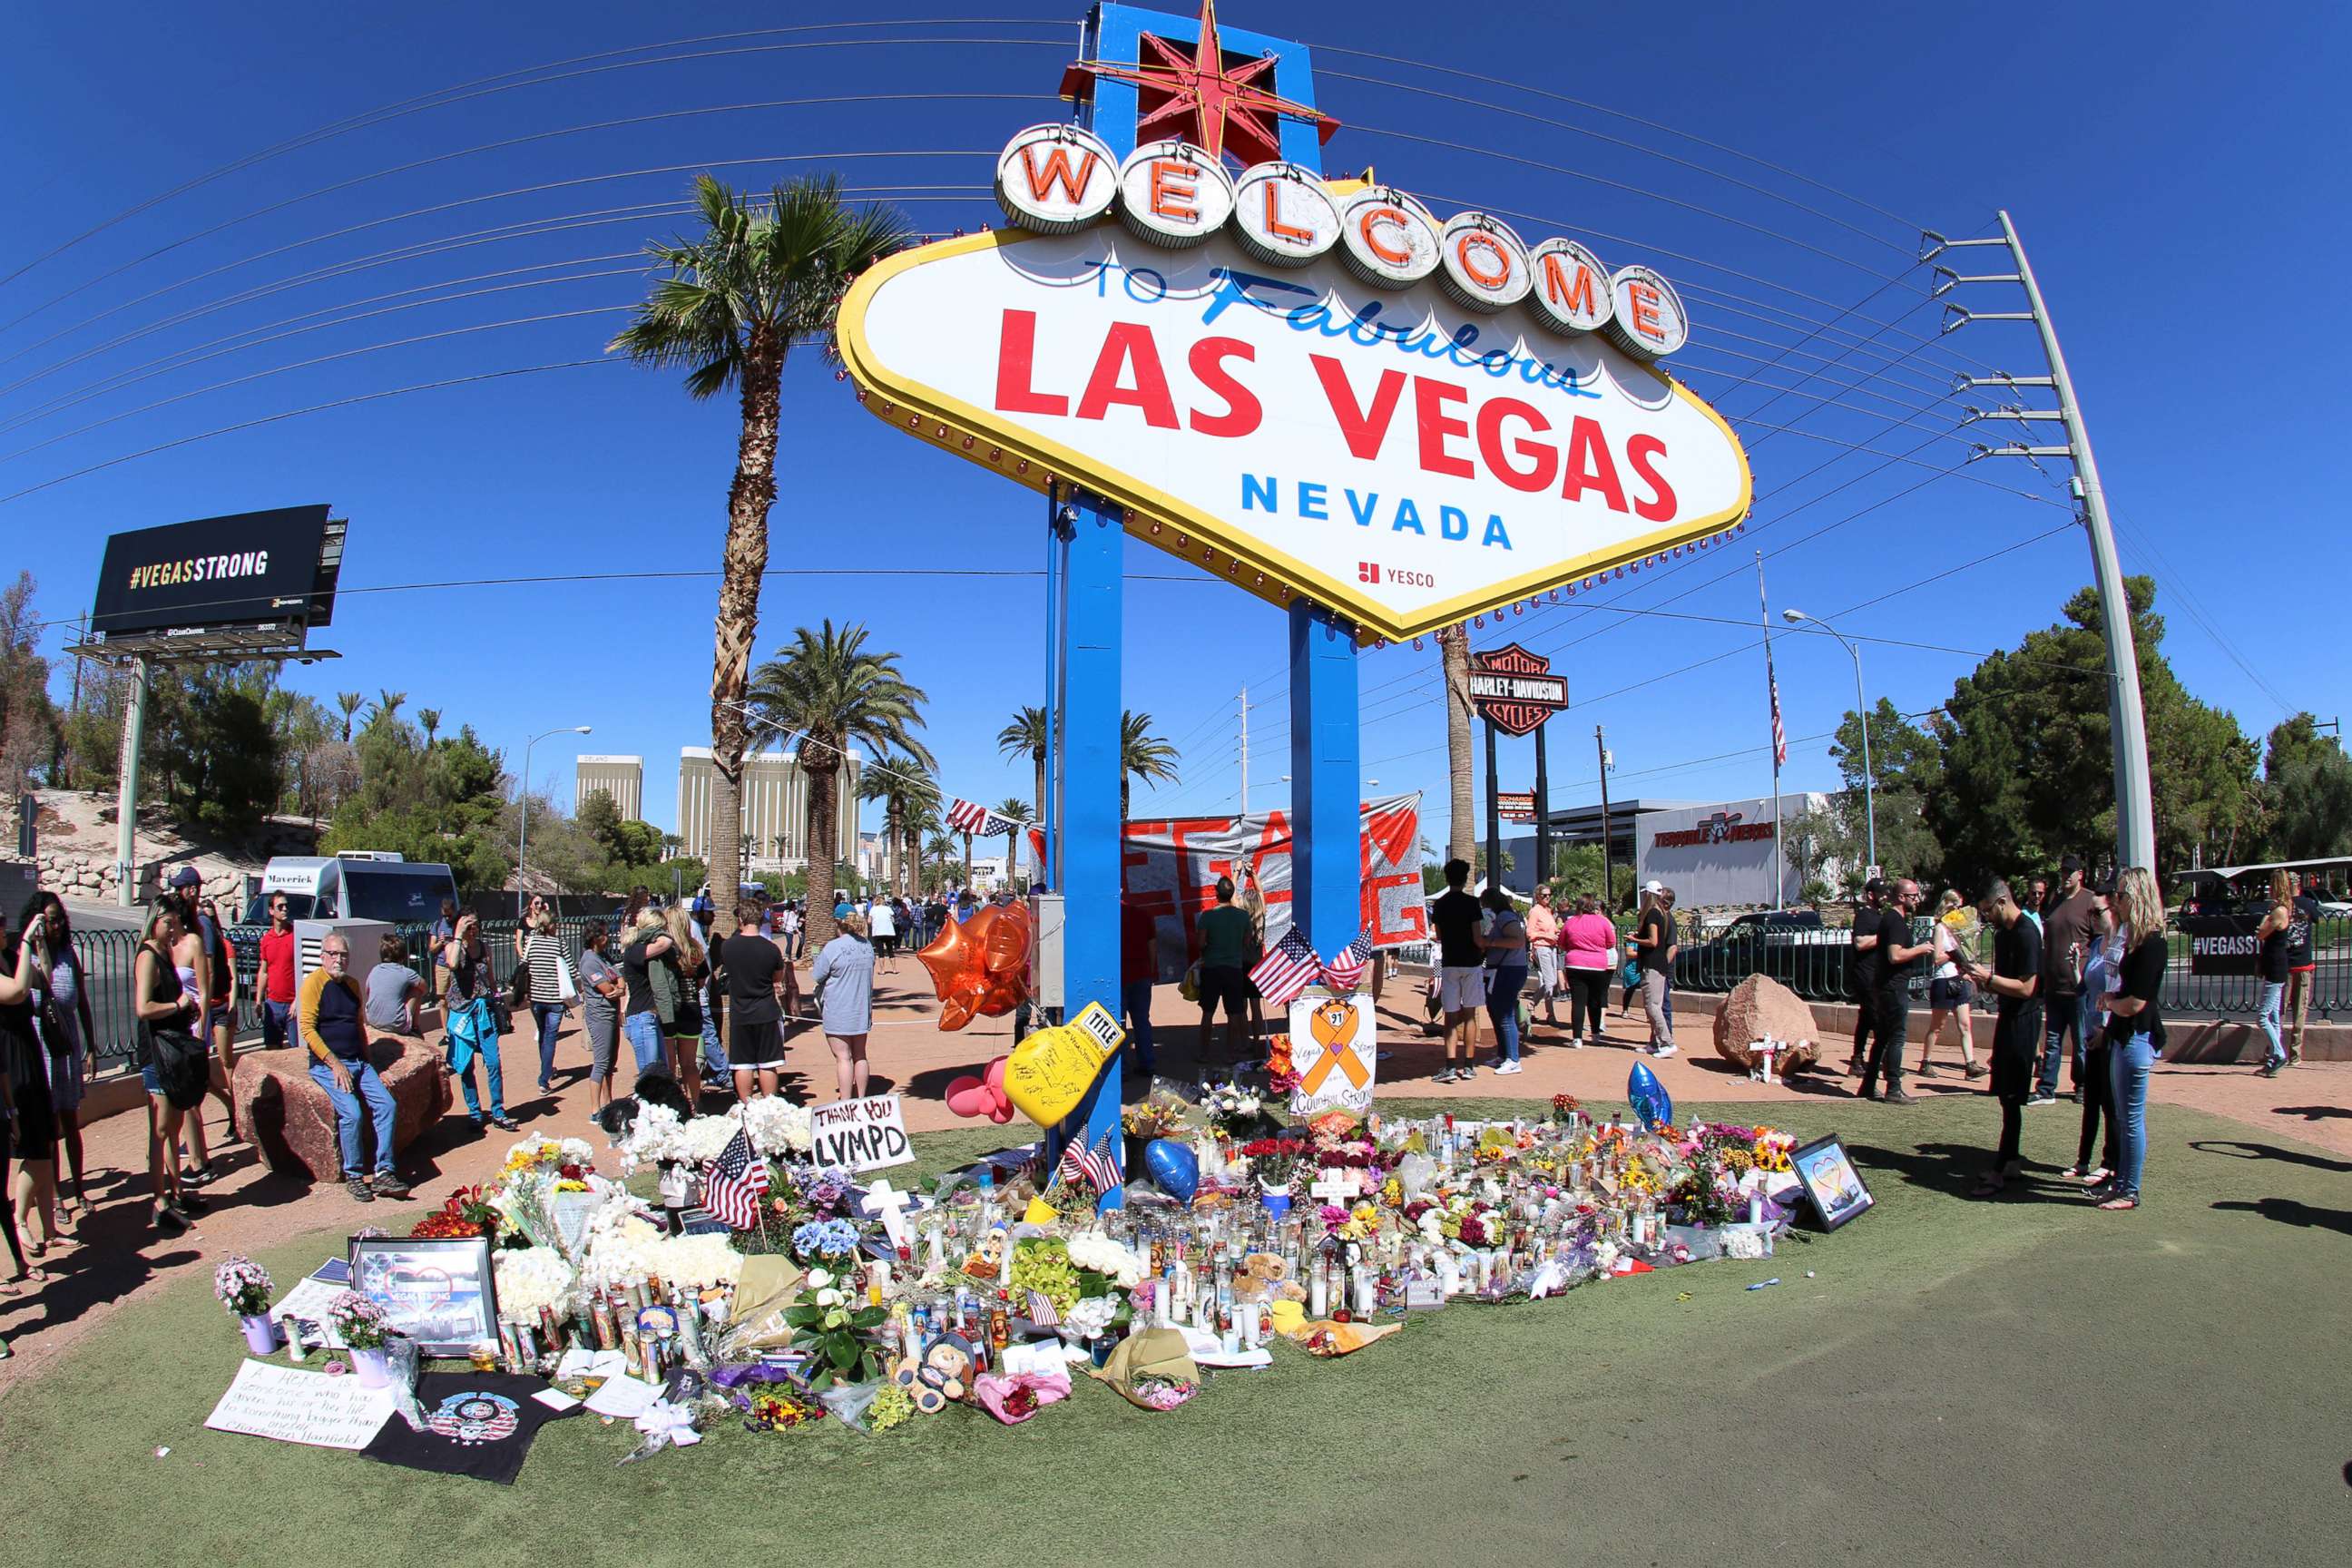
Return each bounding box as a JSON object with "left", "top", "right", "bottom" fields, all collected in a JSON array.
[{"left": 836, "top": 125, "right": 1752, "bottom": 642}]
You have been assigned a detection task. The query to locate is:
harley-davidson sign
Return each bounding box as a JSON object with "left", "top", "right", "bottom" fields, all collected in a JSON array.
[{"left": 1468, "top": 642, "right": 1567, "bottom": 735}]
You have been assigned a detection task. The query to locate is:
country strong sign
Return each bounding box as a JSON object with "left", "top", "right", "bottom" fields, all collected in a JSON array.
[{"left": 836, "top": 126, "right": 1752, "bottom": 642}]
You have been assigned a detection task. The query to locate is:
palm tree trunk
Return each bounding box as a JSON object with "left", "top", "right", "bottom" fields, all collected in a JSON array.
[
  {"left": 707, "top": 339, "right": 784, "bottom": 907},
  {"left": 1032, "top": 745, "right": 1047, "bottom": 834},
  {"left": 961, "top": 828, "right": 973, "bottom": 888},
  {"left": 1439, "top": 624, "right": 1475, "bottom": 863},
  {"left": 1004, "top": 827, "right": 1020, "bottom": 891},
  {"left": 805, "top": 749, "right": 839, "bottom": 948}
]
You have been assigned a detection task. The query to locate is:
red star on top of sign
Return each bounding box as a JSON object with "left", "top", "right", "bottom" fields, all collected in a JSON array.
[{"left": 1061, "top": 0, "right": 1338, "bottom": 167}]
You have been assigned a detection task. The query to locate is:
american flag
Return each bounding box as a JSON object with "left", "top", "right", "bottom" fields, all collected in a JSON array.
[
  {"left": 703, "top": 1126, "right": 771, "bottom": 1230},
  {"left": 1250, "top": 926, "right": 1321, "bottom": 1009},
  {"left": 1054, "top": 1129, "right": 1123, "bottom": 1195},
  {"left": 1322, "top": 931, "right": 1373, "bottom": 993},
  {"left": 946, "top": 798, "right": 1023, "bottom": 836},
  {"left": 1024, "top": 1289, "right": 1062, "bottom": 1328},
  {"left": 1767, "top": 645, "right": 1788, "bottom": 769}
]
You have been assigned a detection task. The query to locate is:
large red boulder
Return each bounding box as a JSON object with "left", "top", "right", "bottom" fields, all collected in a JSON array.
[
  {"left": 234, "top": 1037, "right": 452, "bottom": 1181},
  {"left": 1712, "top": 975, "right": 1823, "bottom": 1074}
]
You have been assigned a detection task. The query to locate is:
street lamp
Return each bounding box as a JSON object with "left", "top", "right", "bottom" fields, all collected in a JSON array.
[
  {"left": 1782, "top": 609, "right": 1875, "bottom": 874},
  {"left": 517, "top": 724, "right": 592, "bottom": 915}
]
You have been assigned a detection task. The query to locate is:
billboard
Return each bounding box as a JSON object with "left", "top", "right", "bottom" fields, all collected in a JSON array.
[
  {"left": 837, "top": 146, "right": 1752, "bottom": 642},
  {"left": 89, "top": 505, "right": 336, "bottom": 640},
  {"left": 1636, "top": 793, "right": 1838, "bottom": 908},
  {"left": 1122, "top": 793, "right": 1425, "bottom": 976}
]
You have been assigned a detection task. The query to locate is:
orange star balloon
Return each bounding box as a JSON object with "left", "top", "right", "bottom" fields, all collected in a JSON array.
[{"left": 916, "top": 904, "right": 1034, "bottom": 1031}]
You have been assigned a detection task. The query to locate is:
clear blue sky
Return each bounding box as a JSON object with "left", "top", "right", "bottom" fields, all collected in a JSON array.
[{"left": 5, "top": 2, "right": 2344, "bottom": 846}]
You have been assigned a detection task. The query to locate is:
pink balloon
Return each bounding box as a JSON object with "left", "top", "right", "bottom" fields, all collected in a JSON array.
[
  {"left": 989, "top": 1103, "right": 1014, "bottom": 1124},
  {"left": 945, "top": 1075, "right": 994, "bottom": 1120}
]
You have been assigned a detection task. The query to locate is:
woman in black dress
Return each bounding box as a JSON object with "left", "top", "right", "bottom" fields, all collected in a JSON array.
[{"left": 1, "top": 901, "right": 60, "bottom": 1281}]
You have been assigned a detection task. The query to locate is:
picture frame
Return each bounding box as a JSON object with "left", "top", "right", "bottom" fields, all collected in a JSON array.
[
  {"left": 348, "top": 1235, "right": 499, "bottom": 1356},
  {"left": 1788, "top": 1135, "right": 1874, "bottom": 1230}
]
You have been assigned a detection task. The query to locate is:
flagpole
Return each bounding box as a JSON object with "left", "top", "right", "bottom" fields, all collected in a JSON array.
[{"left": 1755, "top": 550, "right": 1782, "bottom": 907}]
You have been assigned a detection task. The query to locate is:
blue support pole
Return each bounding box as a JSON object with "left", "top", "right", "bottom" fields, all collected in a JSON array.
[
  {"left": 1059, "top": 490, "right": 1126, "bottom": 1206},
  {"left": 1289, "top": 601, "right": 1362, "bottom": 961}
]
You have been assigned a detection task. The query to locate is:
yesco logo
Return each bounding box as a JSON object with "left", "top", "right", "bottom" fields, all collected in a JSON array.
[
  {"left": 126, "top": 551, "right": 271, "bottom": 592},
  {"left": 995, "top": 123, "right": 1689, "bottom": 358}
]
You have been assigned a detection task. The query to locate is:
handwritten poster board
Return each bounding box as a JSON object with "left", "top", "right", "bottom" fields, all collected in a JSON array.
[
  {"left": 808, "top": 1093, "right": 914, "bottom": 1172},
  {"left": 1288, "top": 991, "right": 1377, "bottom": 1118},
  {"left": 205, "top": 1359, "right": 395, "bottom": 1449}
]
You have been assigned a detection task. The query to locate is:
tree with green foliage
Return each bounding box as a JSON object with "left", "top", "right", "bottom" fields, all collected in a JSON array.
[
  {"left": 0, "top": 572, "right": 58, "bottom": 792},
  {"left": 1120, "top": 710, "right": 1180, "bottom": 819},
  {"left": 1926, "top": 576, "right": 2257, "bottom": 889},
  {"left": 322, "top": 720, "right": 512, "bottom": 895},
  {"left": 746, "top": 618, "right": 932, "bottom": 947},
  {"left": 609, "top": 173, "right": 913, "bottom": 902},
  {"left": 997, "top": 706, "right": 1048, "bottom": 823},
  {"left": 2260, "top": 714, "right": 2352, "bottom": 861}
]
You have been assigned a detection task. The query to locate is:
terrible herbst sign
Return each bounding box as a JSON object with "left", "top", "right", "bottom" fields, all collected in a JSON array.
[{"left": 836, "top": 128, "right": 1752, "bottom": 643}]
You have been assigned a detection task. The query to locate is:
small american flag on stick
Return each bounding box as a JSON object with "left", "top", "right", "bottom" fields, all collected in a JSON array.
[
  {"left": 1250, "top": 926, "right": 1321, "bottom": 1009},
  {"left": 1322, "top": 931, "right": 1373, "bottom": 993},
  {"left": 703, "top": 1127, "right": 771, "bottom": 1230}
]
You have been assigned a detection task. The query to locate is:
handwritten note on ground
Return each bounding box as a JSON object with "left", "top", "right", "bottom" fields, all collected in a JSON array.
[{"left": 204, "top": 1359, "right": 395, "bottom": 1449}]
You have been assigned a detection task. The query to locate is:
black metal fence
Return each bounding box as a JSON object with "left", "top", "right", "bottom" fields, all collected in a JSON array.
[
  {"left": 1671, "top": 916, "right": 2347, "bottom": 1020},
  {"left": 72, "top": 916, "right": 621, "bottom": 1066}
]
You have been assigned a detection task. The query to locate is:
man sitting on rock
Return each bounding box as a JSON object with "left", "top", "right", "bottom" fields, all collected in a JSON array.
[{"left": 298, "top": 931, "right": 411, "bottom": 1203}]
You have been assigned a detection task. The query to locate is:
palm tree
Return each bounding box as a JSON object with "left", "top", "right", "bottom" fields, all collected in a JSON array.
[
  {"left": 747, "top": 619, "right": 932, "bottom": 947},
  {"left": 416, "top": 707, "right": 442, "bottom": 750},
  {"left": 924, "top": 830, "right": 956, "bottom": 894},
  {"left": 335, "top": 691, "right": 364, "bottom": 743},
  {"left": 996, "top": 706, "right": 1049, "bottom": 824},
  {"left": 608, "top": 174, "right": 913, "bottom": 897},
  {"left": 995, "top": 796, "right": 1032, "bottom": 890},
  {"left": 860, "top": 756, "right": 940, "bottom": 896},
  {"left": 366, "top": 689, "right": 407, "bottom": 733},
  {"left": 1120, "top": 710, "right": 1181, "bottom": 819},
  {"left": 1438, "top": 625, "right": 1475, "bottom": 863}
]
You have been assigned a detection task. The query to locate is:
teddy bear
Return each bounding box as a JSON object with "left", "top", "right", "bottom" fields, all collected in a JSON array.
[
  {"left": 890, "top": 1331, "right": 977, "bottom": 1415},
  {"left": 1230, "top": 1251, "right": 1290, "bottom": 1305}
]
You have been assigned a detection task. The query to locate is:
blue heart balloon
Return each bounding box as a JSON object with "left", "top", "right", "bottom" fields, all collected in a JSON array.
[
  {"left": 1143, "top": 1138, "right": 1199, "bottom": 1204},
  {"left": 1627, "top": 1061, "right": 1674, "bottom": 1132}
]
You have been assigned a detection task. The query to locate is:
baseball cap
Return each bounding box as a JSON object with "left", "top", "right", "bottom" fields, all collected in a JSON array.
[
  {"left": 2059, "top": 852, "right": 2084, "bottom": 875},
  {"left": 1642, "top": 879, "right": 1664, "bottom": 895},
  {"left": 168, "top": 866, "right": 202, "bottom": 889}
]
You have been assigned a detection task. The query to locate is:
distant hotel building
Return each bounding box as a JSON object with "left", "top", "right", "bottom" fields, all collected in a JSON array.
[
  {"left": 574, "top": 755, "right": 643, "bottom": 820},
  {"left": 677, "top": 746, "right": 861, "bottom": 874}
]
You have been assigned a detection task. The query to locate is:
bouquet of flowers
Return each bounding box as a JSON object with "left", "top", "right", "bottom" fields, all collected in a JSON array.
[
  {"left": 1066, "top": 1230, "right": 1144, "bottom": 1289},
  {"left": 1262, "top": 1033, "right": 1299, "bottom": 1095},
  {"left": 740, "top": 1096, "right": 813, "bottom": 1158},
  {"left": 1237, "top": 1137, "right": 1308, "bottom": 1189},
  {"left": 1201, "top": 1082, "right": 1275, "bottom": 1142},
  {"left": 214, "top": 1255, "right": 272, "bottom": 1317},
  {"left": 1007, "top": 1238, "right": 1083, "bottom": 1317},
  {"left": 1122, "top": 1098, "right": 1190, "bottom": 1142},
  {"left": 327, "top": 1290, "right": 389, "bottom": 1350},
  {"left": 493, "top": 1247, "right": 578, "bottom": 1322},
  {"left": 785, "top": 1267, "right": 887, "bottom": 1390},
  {"left": 411, "top": 1184, "right": 500, "bottom": 1240},
  {"left": 789, "top": 1218, "right": 862, "bottom": 1267},
  {"left": 618, "top": 1105, "right": 691, "bottom": 1173},
  {"left": 1548, "top": 1093, "right": 1583, "bottom": 1128}
]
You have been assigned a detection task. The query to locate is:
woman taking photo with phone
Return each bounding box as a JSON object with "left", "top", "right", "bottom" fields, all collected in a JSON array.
[{"left": 2093, "top": 867, "right": 2168, "bottom": 1212}]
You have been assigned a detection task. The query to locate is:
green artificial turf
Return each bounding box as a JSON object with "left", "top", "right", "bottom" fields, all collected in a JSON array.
[{"left": 5, "top": 1093, "right": 2347, "bottom": 1568}]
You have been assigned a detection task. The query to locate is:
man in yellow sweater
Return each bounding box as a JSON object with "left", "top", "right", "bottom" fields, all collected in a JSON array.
[{"left": 299, "top": 932, "right": 410, "bottom": 1203}]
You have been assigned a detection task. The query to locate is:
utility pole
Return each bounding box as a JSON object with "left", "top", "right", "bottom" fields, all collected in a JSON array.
[
  {"left": 1484, "top": 718, "right": 1501, "bottom": 893},
  {"left": 1533, "top": 721, "right": 1551, "bottom": 893},
  {"left": 113, "top": 656, "right": 149, "bottom": 906},
  {"left": 1594, "top": 725, "right": 1613, "bottom": 910},
  {"left": 1756, "top": 551, "right": 1784, "bottom": 907},
  {"left": 1237, "top": 685, "right": 1248, "bottom": 812},
  {"left": 1936, "top": 211, "right": 2156, "bottom": 873}
]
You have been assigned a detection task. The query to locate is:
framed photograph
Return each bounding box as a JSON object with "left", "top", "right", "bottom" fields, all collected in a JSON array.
[
  {"left": 349, "top": 1236, "right": 499, "bottom": 1356},
  {"left": 1788, "top": 1135, "right": 1874, "bottom": 1230}
]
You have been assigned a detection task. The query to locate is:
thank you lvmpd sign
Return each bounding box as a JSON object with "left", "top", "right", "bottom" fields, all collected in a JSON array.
[{"left": 808, "top": 1093, "right": 914, "bottom": 1172}]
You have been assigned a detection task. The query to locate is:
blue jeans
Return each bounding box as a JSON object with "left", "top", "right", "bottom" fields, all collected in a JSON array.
[
  {"left": 1122, "top": 980, "right": 1157, "bottom": 1074},
  {"left": 2256, "top": 981, "right": 2287, "bottom": 1067},
  {"left": 260, "top": 999, "right": 293, "bottom": 1050},
  {"left": 1486, "top": 965, "right": 1527, "bottom": 1063},
  {"left": 2108, "top": 1031, "right": 2156, "bottom": 1200},
  {"left": 623, "top": 1011, "right": 664, "bottom": 1073},
  {"left": 2035, "top": 992, "right": 2087, "bottom": 1098},
  {"left": 700, "top": 1005, "right": 727, "bottom": 1078},
  {"left": 307, "top": 1057, "right": 397, "bottom": 1179},
  {"left": 533, "top": 1003, "right": 564, "bottom": 1086},
  {"left": 446, "top": 998, "right": 506, "bottom": 1122}
]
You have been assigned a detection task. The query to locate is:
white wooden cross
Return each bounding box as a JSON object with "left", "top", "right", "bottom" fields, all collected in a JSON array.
[
  {"left": 859, "top": 1179, "right": 918, "bottom": 1255},
  {"left": 1309, "top": 1168, "right": 1359, "bottom": 1206}
]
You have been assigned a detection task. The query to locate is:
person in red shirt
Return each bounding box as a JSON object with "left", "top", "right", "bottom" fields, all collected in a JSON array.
[
  {"left": 1121, "top": 897, "right": 1160, "bottom": 1076},
  {"left": 255, "top": 894, "right": 299, "bottom": 1050}
]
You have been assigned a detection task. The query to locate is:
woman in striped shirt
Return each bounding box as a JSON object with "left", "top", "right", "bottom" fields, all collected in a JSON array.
[{"left": 515, "top": 901, "right": 571, "bottom": 1093}]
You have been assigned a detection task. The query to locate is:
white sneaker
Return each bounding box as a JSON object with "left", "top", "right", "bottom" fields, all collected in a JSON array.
[
  {"left": 1494, "top": 1061, "right": 1524, "bottom": 1075},
  {"left": 1570, "top": 1037, "right": 1586, "bottom": 1050},
  {"left": 1651, "top": 1044, "right": 1678, "bottom": 1059}
]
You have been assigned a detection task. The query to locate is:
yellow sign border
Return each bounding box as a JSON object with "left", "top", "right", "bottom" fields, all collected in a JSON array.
[{"left": 836, "top": 229, "right": 1754, "bottom": 643}]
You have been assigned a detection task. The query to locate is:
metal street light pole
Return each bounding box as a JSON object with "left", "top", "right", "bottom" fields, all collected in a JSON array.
[
  {"left": 1783, "top": 608, "right": 1876, "bottom": 874},
  {"left": 516, "top": 724, "right": 592, "bottom": 915},
  {"left": 1935, "top": 211, "right": 2155, "bottom": 874}
]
